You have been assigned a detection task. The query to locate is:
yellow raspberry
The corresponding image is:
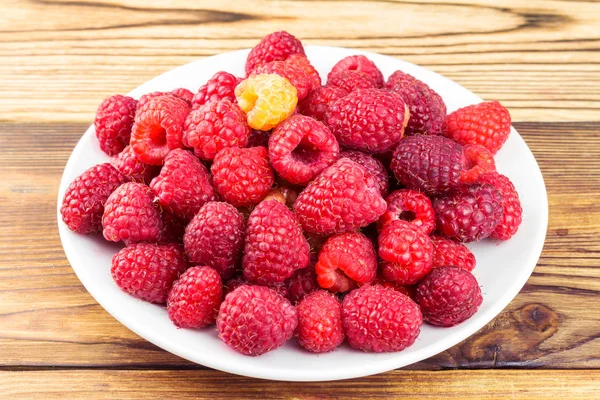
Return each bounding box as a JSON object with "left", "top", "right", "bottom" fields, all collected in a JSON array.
[{"left": 235, "top": 73, "right": 298, "bottom": 131}]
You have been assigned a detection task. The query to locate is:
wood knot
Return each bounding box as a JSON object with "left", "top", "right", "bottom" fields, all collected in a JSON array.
[
  {"left": 555, "top": 228, "right": 569, "bottom": 236},
  {"left": 513, "top": 304, "right": 559, "bottom": 334}
]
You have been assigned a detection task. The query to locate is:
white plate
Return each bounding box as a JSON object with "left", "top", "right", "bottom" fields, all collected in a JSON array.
[{"left": 57, "top": 46, "right": 548, "bottom": 382}]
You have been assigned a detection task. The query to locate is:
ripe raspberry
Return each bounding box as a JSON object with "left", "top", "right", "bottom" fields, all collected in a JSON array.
[
  {"left": 378, "top": 220, "right": 434, "bottom": 285},
  {"left": 94, "top": 94, "right": 137, "bottom": 156},
  {"left": 111, "top": 145, "right": 159, "bottom": 184},
  {"left": 60, "top": 163, "right": 127, "bottom": 234},
  {"left": 327, "top": 70, "right": 376, "bottom": 94},
  {"left": 285, "top": 267, "right": 319, "bottom": 303},
  {"left": 325, "top": 88, "right": 409, "bottom": 153},
  {"left": 183, "top": 202, "right": 245, "bottom": 280},
  {"left": 269, "top": 115, "right": 339, "bottom": 185},
  {"left": 315, "top": 232, "right": 377, "bottom": 293},
  {"left": 111, "top": 243, "right": 188, "bottom": 303},
  {"left": 296, "top": 290, "right": 344, "bottom": 353},
  {"left": 102, "top": 182, "right": 163, "bottom": 243},
  {"left": 479, "top": 172, "right": 523, "bottom": 240},
  {"left": 170, "top": 88, "right": 194, "bottom": 106},
  {"left": 245, "top": 31, "right": 305, "bottom": 75},
  {"left": 217, "top": 285, "right": 298, "bottom": 356},
  {"left": 385, "top": 70, "right": 447, "bottom": 136},
  {"left": 431, "top": 236, "right": 476, "bottom": 271},
  {"left": 416, "top": 266, "right": 482, "bottom": 327},
  {"left": 442, "top": 101, "right": 511, "bottom": 154},
  {"left": 460, "top": 144, "right": 496, "bottom": 183},
  {"left": 340, "top": 150, "right": 389, "bottom": 196},
  {"left": 242, "top": 200, "right": 310, "bottom": 284},
  {"left": 372, "top": 278, "right": 416, "bottom": 299},
  {"left": 192, "top": 71, "right": 241, "bottom": 109},
  {"left": 137, "top": 90, "right": 193, "bottom": 109},
  {"left": 182, "top": 99, "right": 250, "bottom": 161},
  {"left": 131, "top": 94, "right": 190, "bottom": 165},
  {"left": 236, "top": 74, "right": 298, "bottom": 131},
  {"left": 342, "top": 285, "right": 422, "bottom": 352},
  {"left": 211, "top": 146, "right": 274, "bottom": 207},
  {"left": 223, "top": 274, "right": 291, "bottom": 300},
  {"left": 253, "top": 60, "right": 313, "bottom": 101},
  {"left": 298, "top": 85, "right": 346, "bottom": 123},
  {"left": 434, "top": 184, "right": 504, "bottom": 242},
  {"left": 294, "top": 158, "right": 387, "bottom": 236},
  {"left": 150, "top": 149, "right": 217, "bottom": 221},
  {"left": 329, "top": 55, "right": 384, "bottom": 87},
  {"left": 378, "top": 189, "right": 435, "bottom": 234},
  {"left": 167, "top": 266, "right": 223, "bottom": 328},
  {"left": 286, "top": 54, "right": 321, "bottom": 90}
]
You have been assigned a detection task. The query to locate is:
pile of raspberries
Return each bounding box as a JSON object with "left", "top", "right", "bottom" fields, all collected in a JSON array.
[{"left": 61, "top": 31, "right": 522, "bottom": 356}]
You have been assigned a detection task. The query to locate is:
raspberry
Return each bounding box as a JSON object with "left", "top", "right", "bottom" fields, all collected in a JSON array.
[
  {"left": 111, "top": 145, "right": 159, "bottom": 184},
  {"left": 217, "top": 285, "right": 298, "bottom": 356},
  {"left": 183, "top": 202, "right": 245, "bottom": 280},
  {"left": 460, "top": 144, "right": 496, "bottom": 184},
  {"left": 286, "top": 54, "right": 321, "bottom": 90},
  {"left": 372, "top": 278, "right": 416, "bottom": 299},
  {"left": 247, "top": 128, "right": 271, "bottom": 147},
  {"left": 158, "top": 210, "right": 187, "bottom": 244},
  {"left": 431, "top": 236, "right": 476, "bottom": 271},
  {"left": 137, "top": 90, "right": 193, "bottom": 109},
  {"left": 377, "top": 189, "right": 435, "bottom": 234},
  {"left": 327, "top": 70, "right": 376, "bottom": 94},
  {"left": 211, "top": 146, "right": 274, "bottom": 207},
  {"left": 385, "top": 70, "right": 447, "bottom": 136},
  {"left": 170, "top": 88, "right": 194, "bottom": 106},
  {"left": 325, "top": 88, "right": 409, "bottom": 153},
  {"left": 253, "top": 60, "right": 313, "bottom": 101},
  {"left": 285, "top": 267, "right": 319, "bottom": 303},
  {"left": 434, "top": 184, "right": 504, "bottom": 242},
  {"left": 268, "top": 115, "right": 340, "bottom": 185},
  {"left": 60, "top": 163, "right": 127, "bottom": 234},
  {"left": 150, "top": 149, "right": 217, "bottom": 221},
  {"left": 94, "top": 95, "right": 137, "bottom": 156},
  {"left": 102, "top": 182, "right": 163, "bottom": 243},
  {"left": 131, "top": 94, "right": 190, "bottom": 165},
  {"left": 298, "top": 85, "right": 346, "bottom": 123},
  {"left": 296, "top": 290, "right": 344, "bottom": 353},
  {"left": 167, "top": 266, "right": 223, "bottom": 328},
  {"left": 294, "top": 158, "right": 387, "bottom": 236},
  {"left": 342, "top": 285, "right": 422, "bottom": 352},
  {"left": 378, "top": 220, "right": 434, "bottom": 285},
  {"left": 479, "top": 172, "right": 523, "bottom": 240},
  {"left": 235, "top": 74, "right": 298, "bottom": 131},
  {"left": 223, "top": 274, "right": 291, "bottom": 300},
  {"left": 111, "top": 243, "right": 188, "bottom": 304},
  {"left": 242, "top": 200, "right": 310, "bottom": 284},
  {"left": 329, "top": 55, "right": 384, "bottom": 87},
  {"left": 182, "top": 99, "right": 250, "bottom": 161},
  {"left": 416, "top": 266, "right": 482, "bottom": 327},
  {"left": 340, "top": 150, "right": 389, "bottom": 196},
  {"left": 315, "top": 232, "right": 377, "bottom": 293},
  {"left": 192, "top": 71, "right": 241, "bottom": 109},
  {"left": 245, "top": 31, "right": 305, "bottom": 75},
  {"left": 442, "top": 101, "right": 511, "bottom": 154}
]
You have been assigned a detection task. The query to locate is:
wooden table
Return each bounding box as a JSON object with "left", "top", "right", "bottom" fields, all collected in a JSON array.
[{"left": 1, "top": 0, "right": 599, "bottom": 398}]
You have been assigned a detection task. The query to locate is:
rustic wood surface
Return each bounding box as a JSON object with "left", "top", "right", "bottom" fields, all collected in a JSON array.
[{"left": 1, "top": 0, "right": 600, "bottom": 398}]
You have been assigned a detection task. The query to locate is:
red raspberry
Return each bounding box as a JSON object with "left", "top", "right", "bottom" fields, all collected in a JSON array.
[
  {"left": 442, "top": 101, "right": 511, "bottom": 154},
  {"left": 131, "top": 95, "right": 190, "bottom": 165},
  {"left": 342, "top": 285, "right": 422, "bottom": 352},
  {"left": 329, "top": 55, "right": 384, "bottom": 87},
  {"left": 416, "top": 266, "right": 482, "bottom": 327},
  {"left": 285, "top": 267, "right": 319, "bottom": 303},
  {"left": 211, "top": 146, "right": 274, "bottom": 207},
  {"left": 378, "top": 220, "right": 434, "bottom": 285},
  {"left": 385, "top": 70, "right": 447, "bottom": 136},
  {"left": 150, "top": 149, "right": 217, "bottom": 221},
  {"left": 111, "top": 145, "right": 159, "bottom": 184},
  {"left": 327, "top": 70, "right": 376, "bottom": 94},
  {"left": 460, "top": 144, "right": 496, "bottom": 183},
  {"left": 431, "top": 235, "right": 476, "bottom": 271},
  {"left": 479, "top": 172, "right": 523, "bottom": 240},
  {"left": 294, "top": 158, "right": 387, "bottom": 236},
  {"left": 223, "top": 274, "right": 291, "bottom": 300},
  {"left": 296, "top": 290, "right": 344, "bottom": 353},
  {"left": 167, "top": 266, "right": 223, "bottom": 328},
  {"left": 137, "top": 90, "right": 193, "bottom": 109},
  {"left": 434, "top": 184, "right": 504, "bottom": 242},
  {"left": 325, "top": 88, "right": 409, "bottom": 153},
  {"left": 192, "top": 71, "right": 241, "bottom": 109},
  {"left": 378, "top": 189, "right": 435, "bottom": 234},
  {"left": 170, "top": 88, "right": 194, "bottom": 106},
  {"left": 217, "top": 285, "right": 298, "bottom": 356},
  {"left": 286, "top": 54, "right": 321, "bottom": 90},
  {"left": 372, "top": 278, "right": 416, "bottom": 299},
  {"left": 245, "top": 31, "right": 305, "bottom": 76},
  {"left": 340, "top": 150, "right": 389, "bottom": 197},
  {"left": 242, "top": 200, "right": 310, "bottom": 284},
  {"left": 268, "top": 115, "right": 340, "bottom": 185},
  {"left": 315, "top": 232, "right": 377, "bottom": 293},
  {"left": 253, "top": 59, "right": 313, "bottom": 101},
  {"left": 298, "top": 85, "right": 346, "bottom": 123},
  {"left": 111, "top": 243, "right": 188, "bottom": 304},
  {"left": 60, "top": 163, "right": 127, "bottom": 234},
  {"left": 183, "top": 202, "right": 245, "bottom": 280},
  {"left": 94, "top": 94, "right": 137, "bottom": 156},
  {"left": 102, "top": 182, "right": 163, "bottom": 243},
  {"left": 183, "top": 99, "right": 250, "bottom": 161}
]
